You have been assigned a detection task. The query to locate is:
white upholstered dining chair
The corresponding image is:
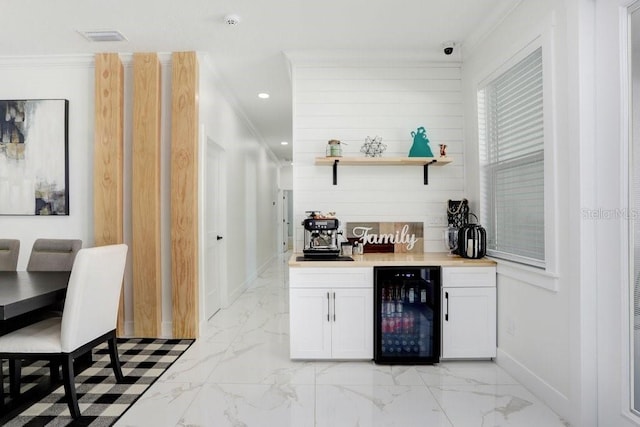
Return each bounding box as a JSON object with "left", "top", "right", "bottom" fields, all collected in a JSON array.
[
  {"left": 0, "top": 239, "right": 20, "bottom": 271},
  {"left": 0, "top": 244, "right": 128, "bottom": 418}
]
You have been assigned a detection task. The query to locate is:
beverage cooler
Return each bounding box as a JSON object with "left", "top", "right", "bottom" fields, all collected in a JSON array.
[{"left": 374, "top": 266, "right": 440, "bottom": 364}]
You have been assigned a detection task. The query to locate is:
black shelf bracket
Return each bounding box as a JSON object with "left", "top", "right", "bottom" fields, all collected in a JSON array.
[
  {"left": 332, "top": 159, "right": 339, "bottom": 185},
  {"left": 423, "top": 159, "right": 437, "bottom": 185}
]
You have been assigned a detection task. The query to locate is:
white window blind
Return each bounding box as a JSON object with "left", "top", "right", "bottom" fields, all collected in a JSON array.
[{"left": 478, "top": 47, "right": 545, "bottom": 268}]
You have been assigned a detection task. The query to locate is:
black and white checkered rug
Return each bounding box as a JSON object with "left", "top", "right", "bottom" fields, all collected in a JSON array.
[{"left": 1, "top": 337, "right": 194, "bottom": 426}]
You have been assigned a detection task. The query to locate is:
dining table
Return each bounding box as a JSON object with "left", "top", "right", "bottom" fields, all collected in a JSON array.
[{"left": 0, "top": 271, "right": 70, "bottom": 321}]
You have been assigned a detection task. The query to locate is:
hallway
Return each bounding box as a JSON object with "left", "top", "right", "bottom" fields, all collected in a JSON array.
[{"left": 116, "top": 254, "right": 567, "bottom": 426}]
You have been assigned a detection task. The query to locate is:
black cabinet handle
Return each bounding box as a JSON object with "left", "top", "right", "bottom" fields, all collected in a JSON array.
[
  {"left": 333, "top": 292, "right": 336, "bottom": 321},
  {"left": 217, "top": 235, "right": 223, "bottom": 240},
  {"left": 327, "top": 292, "right": 330, "bottom": 322},
  {"left": 445, "top": 292, "right": 449, "bottom": 321}
]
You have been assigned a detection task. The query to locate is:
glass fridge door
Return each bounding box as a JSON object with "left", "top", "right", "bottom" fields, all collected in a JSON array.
[{"left": 374, "top": 266, "right": 440, "bottom": 364}]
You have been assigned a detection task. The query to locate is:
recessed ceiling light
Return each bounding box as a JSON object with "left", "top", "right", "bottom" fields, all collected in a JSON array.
[
  {"left": 78, "top": 30, "right": 127, "bottom": 42},
  {"left": 258, "top": 93, "right": 270, "bottom": 99},
  {"left": 280, "top": 141, "right": 288, "bottom": 145}
]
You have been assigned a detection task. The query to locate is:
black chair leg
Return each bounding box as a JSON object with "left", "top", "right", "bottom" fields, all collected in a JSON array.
[
  {"left": 0, "top": 359, "right": 4, "bottom": 407},
  {"left": 9, "top": 359, "right": 21, "bottom": 398},
  {"left": 108, "top": 336, "right": 124, "bottom": 382},
  {"left": 61, "top": 355, "right": 80, "bottom": 419},
  {"left": 49, "top": 360, "right": 60, "bottom": 382}
]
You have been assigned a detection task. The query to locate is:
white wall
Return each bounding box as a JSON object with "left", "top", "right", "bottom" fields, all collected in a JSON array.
[
  {"left": 199, "top": 55, "right": 280, "bottom": 307},
  {"left": 0, "top": 57, "right": 95, "bottom": 268},
  {"left": 280, "top": 164, "right": 293, "bottom": 190},
  {"left": 290, "top": 58, "right": 465, "bottom": 251},
  {"left": 462, "top": 0, "right": 597, "bottom": 425}
]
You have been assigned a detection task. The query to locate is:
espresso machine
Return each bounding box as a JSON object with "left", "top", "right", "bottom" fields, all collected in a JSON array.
[{"left": 302, "top": 212, "right": 341, "bottom": 258}]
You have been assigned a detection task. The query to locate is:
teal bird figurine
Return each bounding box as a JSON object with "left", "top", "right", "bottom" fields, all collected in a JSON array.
[{"left": 409, "top": 126, "right": 434, "bottom": 157}]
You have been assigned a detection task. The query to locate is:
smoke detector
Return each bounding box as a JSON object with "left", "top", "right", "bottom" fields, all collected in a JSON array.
[{"left": 224, "top": 14, "right": 241, "bottom": 25}]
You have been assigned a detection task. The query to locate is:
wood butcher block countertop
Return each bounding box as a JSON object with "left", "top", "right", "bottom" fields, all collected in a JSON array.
[{"left": 288, "top": 252, "right": 496, "bottom": 267}]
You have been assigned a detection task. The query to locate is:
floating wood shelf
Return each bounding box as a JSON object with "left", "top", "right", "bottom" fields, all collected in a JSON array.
[{"left": 314, "top": 156, "right": 453, "bottom": 185}]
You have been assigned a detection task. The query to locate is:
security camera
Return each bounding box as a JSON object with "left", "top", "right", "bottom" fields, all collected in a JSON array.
[
  {"left": 224, "top": 14, "right": 241, "bottom": 25},
  {"left": 442, "top": 41, "right": 456, "bottom": 56}
]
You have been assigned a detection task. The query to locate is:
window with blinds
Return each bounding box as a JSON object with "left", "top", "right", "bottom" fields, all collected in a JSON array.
[{"left": 478, "top": 47, "right": 545, "bottom": 268}]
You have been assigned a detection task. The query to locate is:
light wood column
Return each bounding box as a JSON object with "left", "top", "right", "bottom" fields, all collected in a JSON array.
[
  {"left": 171, "top": 52, "right": 199, "bottom": 338},
  {"left": 132, "top": 53, "right": 162, "bottom": 337},
  {"left": 94, "top": 53, "right": 125, "bottom": 334}
]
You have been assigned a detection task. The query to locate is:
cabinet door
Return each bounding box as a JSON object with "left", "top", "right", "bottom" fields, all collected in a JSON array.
[
  {"left": 331, "top": 288, "right": 373, "bottom": 359},
  {"left": 290, "top": 288, "right": 332, "bottom": 359},
  {"left": 441, "top": 287, "right": 496, "bottom": 359}
]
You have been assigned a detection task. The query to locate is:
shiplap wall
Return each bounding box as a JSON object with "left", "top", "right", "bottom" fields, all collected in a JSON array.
[{"left": 292, "top": 62, "right": 465, "bottom": 252}]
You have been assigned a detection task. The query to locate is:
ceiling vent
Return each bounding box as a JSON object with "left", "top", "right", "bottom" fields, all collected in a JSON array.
[{"left": 78, "top": 30, "right": 127, "bottom": 42}]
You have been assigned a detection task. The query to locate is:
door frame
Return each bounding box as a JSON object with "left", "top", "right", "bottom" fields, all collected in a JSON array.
[
  {"left": 597, "top": 1, "right": 640, "bottom": 425},
  {"left": 198, "top": 128, "right": 228, "bottom": 328},
  {"left": 279, "top": 189, "right": 293, "bottom": 253}
]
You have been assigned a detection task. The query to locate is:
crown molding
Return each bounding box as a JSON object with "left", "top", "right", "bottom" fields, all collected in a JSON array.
[
  {"left": 0, "top": 52, "right": 177, "bottom": 69},
  {"left": 284, "top": 49, "right": 462, "bottom": 67},
  {"left": 198, "top": 52, "right": 280, "bottom": 164},
  {"left": 461, "top": 0, "right": 525, "bottom": 56},
  {"left": 0, "top": 54, "right": 95, "bottom": 68}
]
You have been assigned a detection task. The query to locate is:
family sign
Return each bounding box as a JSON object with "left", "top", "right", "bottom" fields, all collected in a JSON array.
[{"left": 345, "top": 222, "right": 424, "bottom": 253}]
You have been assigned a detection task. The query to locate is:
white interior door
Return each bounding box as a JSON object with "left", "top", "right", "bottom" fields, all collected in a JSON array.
[{"left": 205, "top": 140, "right": 224, "bottom": 319}]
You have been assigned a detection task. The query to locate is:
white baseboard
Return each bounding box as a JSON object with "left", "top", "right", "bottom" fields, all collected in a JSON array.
[
  {"left": 223, "top": 254, "right": 277, "bottom": 308},
  {"left": 161, "top": 321, "right": 173, "bottom": 338},
  {"left": 496, "top": 348, "right": 570, "bottom": 420},
  {"left": 123, "top": 321, "right": 134, "bottom": 337},
  {"left": 200, "top": 254, "right": 279, "bottom": 334},
  {"left": 226, "top": 280, "right": 248, "bottom": 307},
  {"left": 122, "top": 321, "right": 175, "bottom": 339},
  {"left": 257, "top": 253, "right": 276, "bottom": 275}
]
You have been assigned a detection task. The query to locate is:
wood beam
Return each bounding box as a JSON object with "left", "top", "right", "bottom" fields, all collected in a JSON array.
[
  {"left": 132, "top": 53, "right": 162, "bottom": 337},
  {"left": 170, "top": 52, "right": 199, "bottom": 338},
  {"left": 93, "top": 53, "right": 125, "bottom": 335}
]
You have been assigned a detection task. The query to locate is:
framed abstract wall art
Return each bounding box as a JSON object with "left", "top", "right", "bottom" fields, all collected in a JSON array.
[{"left": 0, "top": 99, "right": 69, "bottom": 215}]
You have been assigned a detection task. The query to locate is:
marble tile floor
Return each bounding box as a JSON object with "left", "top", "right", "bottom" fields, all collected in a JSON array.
[{"left": 115, "top": 255, "right": 568, "bottom": 427}]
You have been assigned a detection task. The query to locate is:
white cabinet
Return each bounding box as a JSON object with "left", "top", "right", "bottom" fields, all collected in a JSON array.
[
  {"left": 289, "top": 288, "right": 332, "bottom": 358},
  {"left": 441, "top": 266, "right": 497, "bottom": 359},
  {"left": 289, "top": 268, "right": 373, "bottom": 359}
]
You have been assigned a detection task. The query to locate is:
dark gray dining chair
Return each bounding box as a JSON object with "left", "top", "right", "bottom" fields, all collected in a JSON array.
[
  {"left": 26, "top": 239, "right": 82, "bottom": 272},
  {"left": 0, "top": 239, "right": 20, "bottom": 271}
]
